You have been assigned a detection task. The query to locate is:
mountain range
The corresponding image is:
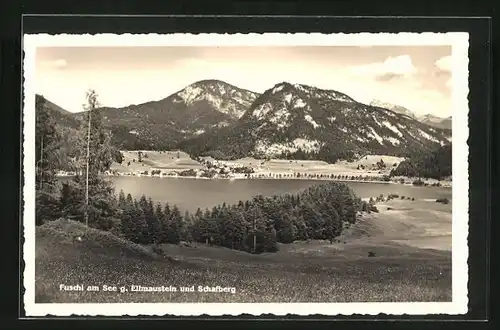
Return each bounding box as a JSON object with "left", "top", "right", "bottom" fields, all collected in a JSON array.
[
  {"left": 69, "top": 80, "right": 258, "bottom": 150},
  {"left": 369, "top": 99, "right": 452, "bottom": 130},
  {"left": 180, "top": 82, "right": 451, "bottom": 162},
  {"left": 369, "top": 100, "right": 417, "bottom": 119},
  {"left": 417, "top": 114, "right": 452, "bottom": 130},
  {"left": 38, "top": 79, "right": 452, "bottom": 163}
]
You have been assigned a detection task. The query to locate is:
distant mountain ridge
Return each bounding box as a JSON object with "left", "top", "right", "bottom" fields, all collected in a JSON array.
[
  {"left": 180, "top": 82, "right": 451, "bottom": 163},
  {"left": 39, "top": 96, "right": 81, "bottom": 129},
  {"left": 175, "top": 79, "right": 258, "bottom": 119},
  {"left": 369, "top": 99, "right": 416, "bottom": 119},
  {"left": 71, "top": 80, "right": 260, "bottom": 149},
  {"left": 40, "top": 80, "right": 452, "bottom": 162},
  {"left": 418, "top": 114, "right": 452, "bottom": 130},
  {"left": 369, "top": 99, "right": 452, "bottom": 130}
]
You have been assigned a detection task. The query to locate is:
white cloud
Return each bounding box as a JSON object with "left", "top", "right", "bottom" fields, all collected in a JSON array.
[
  {"left": 435, "top": 55, "right": 452, "bottom": 72},
  {"left": 332, "top": 69, "right": 451, "bottom": 118},
  {"left": 352, "top": 55, "right": 418, "bottom": 78},
  {"left": 446, "top": 77, "right": 453, "bottom": 89},
  {"left": 35, "top": 52, "right": 451, "bottom": 118},
  {"left": 175, "top": 58, "right": 208, "bottom": 68},
  {"left": 40, "top": 59, "right": 68, "bottom": 69}
]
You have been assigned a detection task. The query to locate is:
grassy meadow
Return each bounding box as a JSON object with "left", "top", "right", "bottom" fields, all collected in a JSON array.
[
  {"left": 35, "top": 198, "right": 452, "bottom": 303},
  {"left": 109, "top": 150, "right": 408, "bottom": 180},
  {"left": 106, "top": 151, "right": 450, "bottom": 187},
  {"left": 110, "top": 150, "right": 203, "bottom": 173}
]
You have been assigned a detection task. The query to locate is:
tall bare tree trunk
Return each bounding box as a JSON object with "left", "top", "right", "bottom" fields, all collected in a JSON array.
[
  {"left": 84, "top": 108, "right": 92, "bottom": 227},
  {"left": 253, "top": 218, "right": 256, "bottom": 253},
  {"left": 39, "top": 134, "right": 44, "bottom": 190}
]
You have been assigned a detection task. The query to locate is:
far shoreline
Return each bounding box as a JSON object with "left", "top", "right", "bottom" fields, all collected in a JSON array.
[
  {"left": 55, "top": 173, "right": 452, "bottom": 188},
  {"left": 56, "top": 150, "right": 451, "bottom": 188}
]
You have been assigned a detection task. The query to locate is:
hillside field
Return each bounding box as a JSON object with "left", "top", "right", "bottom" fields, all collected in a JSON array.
[
  {"left": 243, "top": 155, "right": 404, "bottom": 177},
  {"left": 35, "top": 198, "right": 451, "bottom": 303},
  {"left": 110, "top": 150, "right": 204, "bottom": 173},
  {"left": 110, "top": 151, "right": 405, "bottom": 179}
]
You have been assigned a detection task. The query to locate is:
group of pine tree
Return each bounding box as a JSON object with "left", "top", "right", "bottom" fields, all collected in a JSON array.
[
  {"left": 389, "top": 144, "right": 452, "bottom": 180},
  {"left": 35, "top": 90, "right": 376, "bottom": 253},
  {"left": 109, "top": 180, "right": 364, "bottom": 253}
]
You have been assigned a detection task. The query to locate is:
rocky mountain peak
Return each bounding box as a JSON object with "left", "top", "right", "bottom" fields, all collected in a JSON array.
[{"left": 174, "top": 80, "right": 260, "bottom": 119}]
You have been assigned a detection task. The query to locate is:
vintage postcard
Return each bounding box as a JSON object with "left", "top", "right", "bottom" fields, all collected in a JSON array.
[{"left": 23, "top": 32, "right": 469, "bottom": 316}]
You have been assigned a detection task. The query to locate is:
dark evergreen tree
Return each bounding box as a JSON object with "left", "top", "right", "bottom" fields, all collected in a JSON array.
[
  {"left": 390, "top": 144, "right": 452, "bottom": 180},
  {"left": 118, "top": 189, "right": 127, "bottom": 208},
  {"left": 35, "top": 95, "right": 63, "bottom": 225},
  {"left": 121, "top": 198, "right": 148, "bottom": 243},
  {"left": 143, "top": 198, "right": 160, "bottom": 244},
  {"left": 183, "top": 210, "right": 193, "bottom": 242},
  {"left": 64, "top": 90, "right": 118, "bottom": 230},
  {"left": 152, "top": 203, "right": 165, "bottom": 244},
  {"left": 165, "top": 205, "right": 183, "bottom": 244}
]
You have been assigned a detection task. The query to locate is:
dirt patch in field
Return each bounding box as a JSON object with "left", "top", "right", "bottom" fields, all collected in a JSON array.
[{"left": 340, "top": 199, "right": 452, "bottom": 252}]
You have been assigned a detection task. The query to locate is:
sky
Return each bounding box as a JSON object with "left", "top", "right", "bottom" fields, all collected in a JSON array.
[{"left": 35, "top": 46, "right": 452, "bottom": 117}]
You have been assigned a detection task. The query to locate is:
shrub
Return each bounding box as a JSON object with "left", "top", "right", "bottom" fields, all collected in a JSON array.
[
  {"left": 179, "top": 169, "right": 197, "bottom": 177},
  {"left": 152, "top": 245, "right": 164, "bottom": 256},
  {"left": 360, "top": 201, "right": 371, "bottom": 213},
  {"left": 412, "top": 179, "right": 425, "bottom": 186},
  {"left": 368, "top": 251, "right": 376, "bottom": 257}
]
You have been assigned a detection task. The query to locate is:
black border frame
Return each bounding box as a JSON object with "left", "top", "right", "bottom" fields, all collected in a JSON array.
[{"left": 1, "top": 3, "right": 494, "bottom": 329}]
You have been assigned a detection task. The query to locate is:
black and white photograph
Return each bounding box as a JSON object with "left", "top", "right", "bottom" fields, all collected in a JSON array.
[{"left": 22, "top": 33, "right": 469, "bottom": 316}]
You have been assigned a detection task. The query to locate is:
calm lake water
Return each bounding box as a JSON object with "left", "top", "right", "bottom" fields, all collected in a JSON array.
[{"left": 108, "top": 177, "right": 452, "bottom": 213}]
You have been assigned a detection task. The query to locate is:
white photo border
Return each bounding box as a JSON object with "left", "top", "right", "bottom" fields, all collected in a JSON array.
[{"left": 22, "top": 32, "right": 469, "bottom": 316}]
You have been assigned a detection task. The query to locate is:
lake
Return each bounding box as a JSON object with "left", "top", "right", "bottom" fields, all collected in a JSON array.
[{"left": 109, "top": 177, "right": 452, "bottom": 213}]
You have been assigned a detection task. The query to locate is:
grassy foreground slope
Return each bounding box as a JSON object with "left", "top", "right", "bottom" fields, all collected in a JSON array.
[{"left": 36, "top": 211, "right": 451, "bottom": 303}]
